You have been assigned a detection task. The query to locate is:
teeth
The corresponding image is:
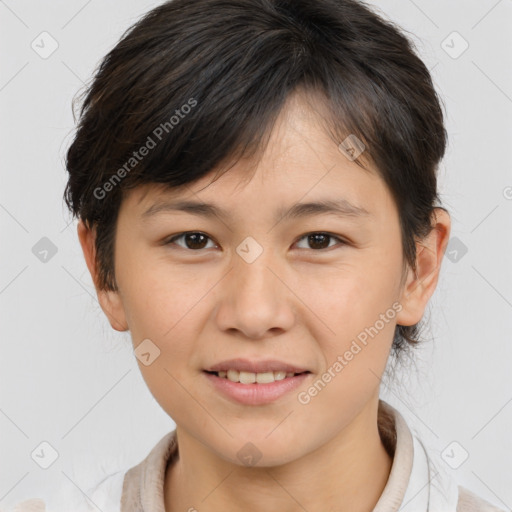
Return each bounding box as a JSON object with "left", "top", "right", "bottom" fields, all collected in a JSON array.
[
  {"left": 239, "top": 371, "right": 256, "bottom": 384},
  {"left": 273, "top": 371, "right": 287, "bottom": 381},
  {"left": 257, "top": 372, "right": 277, "bottom": 384},
  {"left": 217, "top": 369, "right": 300, "bottom": 384}
]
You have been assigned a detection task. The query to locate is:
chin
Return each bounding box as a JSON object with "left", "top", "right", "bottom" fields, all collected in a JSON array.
[{"left": 213, "top": 433, "right": 306, "bottom": 468}]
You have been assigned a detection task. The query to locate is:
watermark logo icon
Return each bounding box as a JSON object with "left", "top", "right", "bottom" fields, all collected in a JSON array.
[
  {"left": 31, "top": 31, "right": 59, "bottom": 59},
  {"left": 237, "top": 442, "right": 263, "bottom": 466},
  {"left": 31, "top": 441, "right": 59, "bottom": 469},
  {"left": 444, "top": 236, "right": 468, "bottom": 263},
  {"left": 441, "top": 441, "right": 469, "bottom": 469},
  {"left": 338, "top": 134, "right": 365, "bottom": 161},
  {"left": 134, "top": 338, "right": 161, "bottom": 366},
  {"left": 441, "top": 31, "right": 469, "bottom": 59},
  {"left": 236, "top": 236, "right": 264, "bottom": 264},
  {"left": 32, "top": 237, "right": 58, "bottom": 263}
]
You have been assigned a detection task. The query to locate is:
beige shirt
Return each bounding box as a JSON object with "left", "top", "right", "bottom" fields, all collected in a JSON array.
[
  {"left": 10, "top": 401, "right": 506, "bottom": 511},
  {"left": 119, "top": 400, "right": 506, "bottom": 512}
]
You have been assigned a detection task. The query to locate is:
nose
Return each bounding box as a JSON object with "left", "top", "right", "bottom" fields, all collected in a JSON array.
[{"left": 214, "top": 247, "right": 296, "bottom": 340}]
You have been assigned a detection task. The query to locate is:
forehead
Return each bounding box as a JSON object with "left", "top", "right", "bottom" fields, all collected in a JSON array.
[{"left": 123, "top": 90, "right": 393, "bottom": 220}]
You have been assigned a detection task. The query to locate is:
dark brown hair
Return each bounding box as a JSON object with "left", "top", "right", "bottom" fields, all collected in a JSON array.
[{"left": 63, "top": 0, "right": 448, "bottom": 359}]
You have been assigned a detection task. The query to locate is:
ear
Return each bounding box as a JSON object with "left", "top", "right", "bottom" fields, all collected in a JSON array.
[
  {"left": 396, "top": 208, "right": 451, "bottom": 326},
  {"left": 77, "top": 219, "right": 129, "bottom": 332}
]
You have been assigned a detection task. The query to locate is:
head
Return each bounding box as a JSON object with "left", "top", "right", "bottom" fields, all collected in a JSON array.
[{"left": 66, "top": 0, "right": 450, "bottom": 465}]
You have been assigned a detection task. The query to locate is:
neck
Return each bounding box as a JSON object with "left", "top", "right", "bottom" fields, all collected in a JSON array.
[{"left": 164, "top": 398, "right": 393, "bottom": 512}]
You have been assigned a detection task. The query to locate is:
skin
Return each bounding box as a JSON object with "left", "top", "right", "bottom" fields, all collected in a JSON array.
[{"left": 78, "top": 89, "right": 451, "bottom": 512}]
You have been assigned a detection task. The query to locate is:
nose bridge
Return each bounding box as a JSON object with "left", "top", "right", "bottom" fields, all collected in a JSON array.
[
  {"left": 214, "top": 234, "right": 295, "bottom": 338},
  {"left": 233, "top": 235, "right": 279, "bottom": 304}
]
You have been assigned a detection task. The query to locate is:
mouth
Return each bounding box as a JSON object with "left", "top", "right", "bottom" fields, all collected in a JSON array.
[
  {"left": 204, "top": 369, "right": 311, "bottom": 384},
  {"left": 203, "top": 368, "right": 312, "bottom": 405}
]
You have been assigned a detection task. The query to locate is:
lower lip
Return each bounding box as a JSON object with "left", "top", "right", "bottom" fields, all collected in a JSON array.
[{"left": 203, "top": 371, "right": 311, "bottom": 405}]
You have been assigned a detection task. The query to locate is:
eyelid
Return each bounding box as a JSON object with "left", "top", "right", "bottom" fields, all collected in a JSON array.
[
  {"left": 165, "top": 231, "right": 219, "bottom": 249},
  {"left": 294, "top": 232, "right": 348, "bottom": 248}
]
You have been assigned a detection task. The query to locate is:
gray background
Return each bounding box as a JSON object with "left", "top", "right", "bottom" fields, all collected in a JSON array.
[{"left": 1, "top": 0, "right": 511, "bottom": 509}]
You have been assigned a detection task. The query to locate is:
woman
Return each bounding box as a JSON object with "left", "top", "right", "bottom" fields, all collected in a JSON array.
[{"left": 14, "top": 0, "right": 505, "bottom": 510}]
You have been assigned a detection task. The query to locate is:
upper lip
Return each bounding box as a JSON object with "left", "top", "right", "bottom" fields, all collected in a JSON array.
[{"left": 205, "top": 358, "right": 310, "bottom": 374}]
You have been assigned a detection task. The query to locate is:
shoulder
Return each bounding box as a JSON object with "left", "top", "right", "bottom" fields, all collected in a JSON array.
[
  {"left": 6, "top": 470, "right": 126, "bottom": 512},
  {"left": 457, "top": 485, "right": 508, "bottom": 512}
]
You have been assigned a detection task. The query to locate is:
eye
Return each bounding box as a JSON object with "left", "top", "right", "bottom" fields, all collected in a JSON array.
[
  {"left": 293, "top": 232, "right": 347, "bottom": 251},
  {"left": 164, "top": 231, "right": 347, "bottom": 252},
  {"left": 165, "top": 231, "right": 217, "bottom": 250}
]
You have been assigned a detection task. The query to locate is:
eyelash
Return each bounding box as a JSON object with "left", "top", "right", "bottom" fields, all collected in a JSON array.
[{"left": 164, "top": 231, "right": 348, "bottom": 252}]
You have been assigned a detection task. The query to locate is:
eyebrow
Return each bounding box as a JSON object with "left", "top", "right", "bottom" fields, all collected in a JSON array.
[{"left": 141, "top": 198, "right": 371, "bottom": 223}]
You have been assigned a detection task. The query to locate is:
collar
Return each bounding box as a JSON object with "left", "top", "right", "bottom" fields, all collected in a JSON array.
[
  {"left": 373, "top": 400, "right": 459, "bottom": 511},
  {"left": 120, "top": 399, "right": 459, "bottom": 511}
]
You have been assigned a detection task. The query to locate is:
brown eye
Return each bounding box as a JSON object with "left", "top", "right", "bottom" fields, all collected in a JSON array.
[
  {"left": 294, "top": 232, "right": 346, "bottom": 251},
  {"left": 166, "top": 232, "right": 216, "bottom": 250}
]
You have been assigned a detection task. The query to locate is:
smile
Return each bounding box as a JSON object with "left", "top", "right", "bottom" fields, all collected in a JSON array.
[
  {"left": 203, "top": 370, "right": 311, "bottom": 405},
  {"left": 206, "top": 369, "right": 310, "bottom": 384}
]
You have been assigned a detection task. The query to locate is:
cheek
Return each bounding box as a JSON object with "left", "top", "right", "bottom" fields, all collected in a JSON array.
[
  {"left": 122, "top": 260, "right": 213, "bottom": 374},
  {"left": 308, "top": 263, "right": 398, "bottom": 333},
  {"left": 125, "top": 271, "right": 205, "bottom": 420},
  {"left": 300, "top": 282, "right": 396, "bottom": 419},
  {"left": 117, "top": 248, "right": 195, "bottom": 338},
  {"left": 299, "top": 256, "right": 398, "bottom": 378}
]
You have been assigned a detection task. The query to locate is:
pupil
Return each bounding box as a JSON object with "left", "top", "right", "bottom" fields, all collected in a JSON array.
[
  {"left": 186, "top": 233, "right": 207, "bottom": 249},
  {"left": 309, "top": 233, "right": 329, "bottom": 249}
]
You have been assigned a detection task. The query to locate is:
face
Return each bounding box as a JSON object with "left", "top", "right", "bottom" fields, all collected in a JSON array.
[{"left": 81, "top": 90, "right": 445, "bottom": 467}]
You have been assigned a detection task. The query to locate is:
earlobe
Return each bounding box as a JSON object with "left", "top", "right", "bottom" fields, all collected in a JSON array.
[
  {"left": 98, "top": 289, "right": 130, "bottom": 332},
  {"left": 76, "top": 220, "right": 129, "bottom": 332},
  {"left": 396, "top": 209, "right": 451, "bottom": 327}
]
